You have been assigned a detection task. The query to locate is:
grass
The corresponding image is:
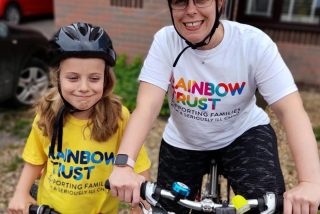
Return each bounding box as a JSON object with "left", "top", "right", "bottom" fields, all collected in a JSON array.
[
  {"left": 0, "top": 107, "right": 33, "bottom": 139},
  {"left": 5, "top": 155, "right": 24, "bottom": 172}
]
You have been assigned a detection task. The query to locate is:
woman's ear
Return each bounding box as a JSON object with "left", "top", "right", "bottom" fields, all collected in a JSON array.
[{"left": 218, "top": 0, "right": 225, "bottom": 11}]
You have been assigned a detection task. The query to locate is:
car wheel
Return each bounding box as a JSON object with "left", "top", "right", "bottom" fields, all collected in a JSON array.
[
  {"left": 14, "top": 58, "right": 49, "bottom": 106},
  {"left": 4, "top": 4, "right": 21, "bottom": 24}
]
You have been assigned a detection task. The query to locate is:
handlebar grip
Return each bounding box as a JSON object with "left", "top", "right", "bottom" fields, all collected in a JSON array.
[
  {"left": 29, "top": 204, "right": 60, "bottom": 214},
  {"left": 29, "top": 204, "right": 39, "bottom": 214},
  {"left": 105, "top": 179, "right": 110, "bottom": 189},
  {"left": 140, "top": 182, "right": 147, "bottom": 200},
  {"left": 276, "top": 195, "right": 283, "bottom": 212}
]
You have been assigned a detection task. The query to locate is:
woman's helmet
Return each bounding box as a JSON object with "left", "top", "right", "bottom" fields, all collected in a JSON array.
[{"left": 49, "top": 22, "right": 116, "bottom": 67}]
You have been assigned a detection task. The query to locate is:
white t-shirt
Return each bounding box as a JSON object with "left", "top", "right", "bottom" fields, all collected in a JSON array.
[{"left": 139, "top": 20, "right": 297, "bottom": 150}]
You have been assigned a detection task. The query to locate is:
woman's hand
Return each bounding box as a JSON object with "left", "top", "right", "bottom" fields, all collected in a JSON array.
[
  {"left": 7, "top": 192, "right": 36, "bottom": 214},
  {"left": 108, "top": 166, "right": 146, "bottom": 207},
  {"left": 283, "top": 181, "right": 320, "bottom": 214}
]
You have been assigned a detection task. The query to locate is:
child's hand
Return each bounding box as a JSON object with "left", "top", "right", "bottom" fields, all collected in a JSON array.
[{"left": 7, "top": 192, "right": 36, "bottom": 214}]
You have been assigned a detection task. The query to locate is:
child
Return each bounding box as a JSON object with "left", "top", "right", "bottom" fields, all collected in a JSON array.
[{"left": 8, "top": 22, "right": 151, "bottom": 214}]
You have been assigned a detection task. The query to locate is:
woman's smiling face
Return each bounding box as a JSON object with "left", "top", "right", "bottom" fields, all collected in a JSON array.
[{"left": 171, "top": 0, "right": 218, "bottom": 44}]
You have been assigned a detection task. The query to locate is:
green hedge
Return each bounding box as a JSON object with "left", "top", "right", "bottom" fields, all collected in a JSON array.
[
  {"left": 314, "top": 126, "right": 320, "bottom": 143},
  {"left": 113, "top": 55, "right": 169, "bottom": 116}
]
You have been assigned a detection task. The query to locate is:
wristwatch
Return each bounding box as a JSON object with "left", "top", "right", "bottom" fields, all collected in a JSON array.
[{"left": 114, "top": 154, "right": 135, "bottom": 168}]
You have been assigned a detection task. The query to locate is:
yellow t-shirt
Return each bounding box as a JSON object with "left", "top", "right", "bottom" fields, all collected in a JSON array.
[{"left": 22, "top": 106, "right": 151, "bottom": 214}]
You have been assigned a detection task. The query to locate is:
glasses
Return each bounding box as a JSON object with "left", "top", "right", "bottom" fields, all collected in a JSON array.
[{"left": 171, "top": 0, "right": 213, "bottom": 10}]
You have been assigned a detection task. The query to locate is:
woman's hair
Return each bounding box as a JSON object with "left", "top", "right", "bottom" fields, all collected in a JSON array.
[{"left": 35, "top": 63, "right": 123, "bottom": 142}]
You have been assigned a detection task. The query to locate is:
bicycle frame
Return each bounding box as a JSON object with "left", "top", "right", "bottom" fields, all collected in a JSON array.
[{"left": 202, "top": 159, "right": 222, "bottom": 202}]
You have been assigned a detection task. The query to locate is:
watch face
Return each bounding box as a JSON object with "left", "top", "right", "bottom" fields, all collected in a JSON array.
[{"left": 115, "top": 154, "right": 128, "bottom": 166}]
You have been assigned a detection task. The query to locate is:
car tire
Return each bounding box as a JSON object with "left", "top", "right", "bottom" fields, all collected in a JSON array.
[
  {"left": 4, "top": 4, "right": 21, "bottom": 24},
  {"left": 13, "top": 58, "right": 49, "bottom": 106}
]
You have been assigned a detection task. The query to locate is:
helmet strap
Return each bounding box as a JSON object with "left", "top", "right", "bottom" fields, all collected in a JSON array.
[{"left": 49, "top": 105, "right": 65, "bottom": 158}]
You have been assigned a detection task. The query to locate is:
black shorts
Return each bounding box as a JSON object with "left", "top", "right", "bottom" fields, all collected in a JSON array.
[{"left": 156, "top": 124, "right": 285, "bottom": 213}]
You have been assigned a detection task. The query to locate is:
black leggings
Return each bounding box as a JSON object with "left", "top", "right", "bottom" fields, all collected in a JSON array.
[{"left": 156, "top": 124, "right": 285, "bottom": 213}]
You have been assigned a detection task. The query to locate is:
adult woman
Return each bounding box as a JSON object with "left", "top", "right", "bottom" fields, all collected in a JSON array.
[{"left": 109, "top": 0, "right": 320, "bottom": 213}]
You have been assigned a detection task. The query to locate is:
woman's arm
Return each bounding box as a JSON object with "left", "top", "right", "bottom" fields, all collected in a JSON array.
[
  {"left": 270, "top": 91, "right": 320, "bottom": 214},
  {"left": 7, "top": 162, "right": 44, "bottom": 214},
  {"left": 109, "top": 81, "right": 166, "bottom": 206}
]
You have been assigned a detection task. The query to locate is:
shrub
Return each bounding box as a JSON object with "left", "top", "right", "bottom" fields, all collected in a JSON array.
[
  {"left": 113, "top": 55, "right": 169, "bottom": 116},
  {"left": 314, "top": 126, "right": 320, "bottom": 143}
]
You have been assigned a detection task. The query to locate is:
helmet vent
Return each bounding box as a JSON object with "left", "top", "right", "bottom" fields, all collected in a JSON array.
[
  {"left": 89, "top": 27, "right": 101, "bottom": 41},
  {"left": 63, "top": 27, "right": 80, "bottom": 41},
  {"left": 78, "top": 23, "right": 89, "bottom": 36}
]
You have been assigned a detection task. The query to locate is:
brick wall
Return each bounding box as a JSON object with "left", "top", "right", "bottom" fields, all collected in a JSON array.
[
  {"left": 278, "top": 42, "right": 320, "bottom": 86},
  {"left": 54, "top": 0, "right": 319, "bottom": 86},
  {"left": 54, "top": 0, "right": 170, "bottom": 62}
]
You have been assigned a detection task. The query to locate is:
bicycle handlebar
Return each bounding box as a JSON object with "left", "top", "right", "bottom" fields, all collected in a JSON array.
[
  {"left": 105, "top": 180, "right": 320, "bottom": 213},
  {"left": 105, "top": 180, "right": 282, "bottom": 214},
  {"left": 142, "top": 182, "right": 284, "bottom": 214},
  {"left": 29, "top": 204, "right": 60, "bottom": 214}
]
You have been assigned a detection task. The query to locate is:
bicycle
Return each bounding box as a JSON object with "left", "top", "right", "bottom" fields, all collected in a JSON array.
[{"left": 105, "top": 159, "right": 319, "bottom": 214}]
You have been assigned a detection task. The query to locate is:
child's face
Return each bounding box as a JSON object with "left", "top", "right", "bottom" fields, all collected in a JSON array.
[{"left": 59, "top": 57, "right": 105, "bottom": 118}]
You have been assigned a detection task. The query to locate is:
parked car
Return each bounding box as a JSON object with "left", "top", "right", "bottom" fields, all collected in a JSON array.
[
  {"left": 0, "top": 22, "right": 50, "bottom": 106},
  {"left": 0, "top": 0, "right": 53, "bottom": 24}
]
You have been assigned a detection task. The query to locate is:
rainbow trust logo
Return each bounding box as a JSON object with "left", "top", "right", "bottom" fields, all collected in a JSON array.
[{"left": 172, "top": 77, "right": 246, "bottom": 110}]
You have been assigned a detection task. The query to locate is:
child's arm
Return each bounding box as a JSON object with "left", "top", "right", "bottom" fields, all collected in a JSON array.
[{"left": 7, "top": 162, "right": 44, "bottom": 214}]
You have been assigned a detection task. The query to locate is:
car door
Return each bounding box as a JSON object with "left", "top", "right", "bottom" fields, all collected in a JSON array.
[{"left": 18, "top": 0, "right": 53, "bottom": 16}]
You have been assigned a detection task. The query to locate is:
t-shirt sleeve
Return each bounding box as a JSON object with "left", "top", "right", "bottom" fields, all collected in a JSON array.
[
  {"left": 139, "top": 28, "right": 172, "bottom": 92},
  {"left": 22, "top": 115, "right": 48, "bottom": 165},
  {"left": 254, "top": 37, "right": 297, "bottom": 105},
  {"left": 134, "top": 144, "right": 151, "bottom": 174}
]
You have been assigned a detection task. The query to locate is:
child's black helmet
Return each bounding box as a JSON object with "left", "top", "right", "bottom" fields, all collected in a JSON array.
[{"left": 50, "top": 22, "right": 116, "bottom": 66}]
